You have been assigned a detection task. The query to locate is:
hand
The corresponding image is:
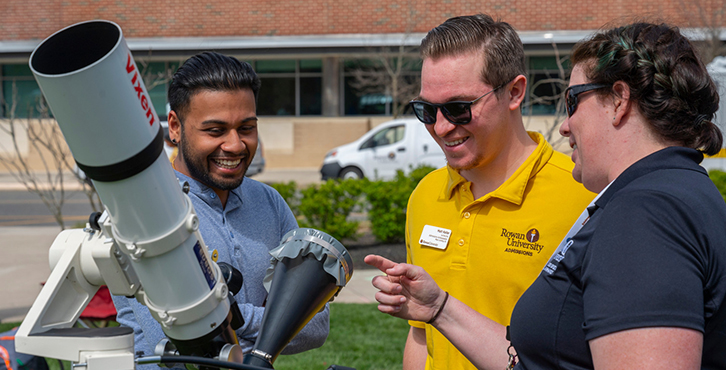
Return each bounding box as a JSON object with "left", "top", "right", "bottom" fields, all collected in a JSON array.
[{"left": 364, "top": 254, "right": 447, "bottom": 323}]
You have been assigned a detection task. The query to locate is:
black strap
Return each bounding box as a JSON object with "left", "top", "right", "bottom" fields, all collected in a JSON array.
[{"left": 76, "top": 126, "right": 164, "bottom": 183}]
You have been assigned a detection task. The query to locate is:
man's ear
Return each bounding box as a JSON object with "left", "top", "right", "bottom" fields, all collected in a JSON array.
[
  {"left": 168, "top": 110, "right": 181, "bottom": 142},
  {"left": 611, "top": 81, "right": 632, "bottom": 126},
  {"left": 507, "top": 74, "right": 527, "bottom": 111}
]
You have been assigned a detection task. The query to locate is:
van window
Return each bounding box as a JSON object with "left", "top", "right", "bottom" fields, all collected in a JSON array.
[{"left": 360, "top": 125, "right": 405, "bottom": 149}]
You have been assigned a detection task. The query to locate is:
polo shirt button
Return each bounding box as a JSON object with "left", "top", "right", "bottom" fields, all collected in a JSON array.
[
  {"left": 463, "top": 212, "right": 471, "bottom": 219},
  {"left": 458, "top": 238, "right": 465, "bottom": 246}
]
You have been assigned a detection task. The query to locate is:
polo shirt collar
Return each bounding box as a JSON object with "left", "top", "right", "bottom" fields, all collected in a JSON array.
[
  {"left": 593, "top": 146, "right": 705, "bottom": 210},
  {"left": 174, "top": 170, "right": 244, "bottom": 212},
  {"left": 440, "top": 131, "right": 553, "bottom": 205}
]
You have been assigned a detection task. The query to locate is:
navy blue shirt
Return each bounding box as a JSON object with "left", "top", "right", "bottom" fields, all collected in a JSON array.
[{"left": 510, "top": 147, "right": 726, "bottom": 369}]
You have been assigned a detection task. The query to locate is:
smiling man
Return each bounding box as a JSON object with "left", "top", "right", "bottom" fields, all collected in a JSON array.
[
  {"left": 400, "top": 14, "right": 594, "bottom": 370},
  {"left": 112, "top": 52, "right": 329, "bottom": 368},
  {"left": 171, "top": 87, "right": 257, "bottom": 206}
]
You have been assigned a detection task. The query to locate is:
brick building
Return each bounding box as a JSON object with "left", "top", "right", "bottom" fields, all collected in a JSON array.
[{"left": 0, "top": 0, "right": 724, "bottom": 169}]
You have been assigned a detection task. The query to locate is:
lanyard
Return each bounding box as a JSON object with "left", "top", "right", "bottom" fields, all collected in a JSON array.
[{"left": 542, "top": 182, "right": 612, "bottom": 274}]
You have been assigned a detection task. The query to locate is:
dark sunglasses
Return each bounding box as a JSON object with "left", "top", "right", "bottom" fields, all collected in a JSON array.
[
  {"left": 409, "top": 82, "right": 507, "bottom": 125},
  {"left": 565, "top": 83, "right": 610, "bottom": 117}
]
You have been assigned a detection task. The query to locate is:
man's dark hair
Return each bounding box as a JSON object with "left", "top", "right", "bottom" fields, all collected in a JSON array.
[{"left": 168, "top": 51, "right": 261, "bottom": 121}]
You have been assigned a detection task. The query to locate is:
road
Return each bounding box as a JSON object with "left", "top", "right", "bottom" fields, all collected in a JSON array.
[
  {"left": 0, "top": 190, "right": 96, "bottom": 228},
  {"left": 0, "top": 168, "right": 324, "bottom": 229}
]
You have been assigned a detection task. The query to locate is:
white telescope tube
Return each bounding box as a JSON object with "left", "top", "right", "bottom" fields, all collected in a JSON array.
[{"left": 29, "top": 20, "right": 231, "bottom": 342}]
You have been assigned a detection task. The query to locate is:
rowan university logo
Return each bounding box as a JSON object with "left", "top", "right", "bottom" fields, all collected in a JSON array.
[
  {"left": 526, "top": 228, "right": 540, "bottom": 243},
  {"left": 502, "top": 227, "right": 545, "bottom": 257}
]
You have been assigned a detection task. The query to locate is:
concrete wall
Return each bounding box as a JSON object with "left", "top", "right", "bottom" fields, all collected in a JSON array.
[
  {"left": 0, "top": 119, "right": 71, "bottom": 172},
  {"left": 259, "top": 116, "right": 392, "bottom": 169}
]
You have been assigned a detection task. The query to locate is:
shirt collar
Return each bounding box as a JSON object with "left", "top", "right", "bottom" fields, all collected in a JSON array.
[
  {"left": 439, "top": 131, "right": 553, "bottom": 205},
  {"left": 593, "top": 146, "right": 705, "bottom": 210},
  {"left": 174, "top": 170, "right": 244, "bottom": 212}
]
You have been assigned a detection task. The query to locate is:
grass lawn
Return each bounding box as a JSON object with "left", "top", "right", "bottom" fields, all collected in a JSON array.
[
  {"left": 274, "top": 303, "right": 409, "bottom": 370},
  {"left": 0, "top": 303, "right": 409, "bottom": 370}
]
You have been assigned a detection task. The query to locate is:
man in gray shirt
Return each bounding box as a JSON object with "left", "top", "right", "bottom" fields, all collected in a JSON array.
[{"left": 112, "top": 52, "right": 329, "bottom": 367}]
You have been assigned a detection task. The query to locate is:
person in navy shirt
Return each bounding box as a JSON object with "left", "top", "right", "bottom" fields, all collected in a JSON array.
[{"left": 366, "top": 22, "right": 726, "bottom": 370}]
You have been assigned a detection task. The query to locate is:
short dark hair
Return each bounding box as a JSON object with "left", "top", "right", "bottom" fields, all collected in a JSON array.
[
  {"left": 420, "top": 13, "right": 525, "bottom": 94},
  {"left": 571, "top": 22, "right": 723, "bottom": 155},
  {"left": 168, "top": 51, "right": 261, "bottom": 121}
]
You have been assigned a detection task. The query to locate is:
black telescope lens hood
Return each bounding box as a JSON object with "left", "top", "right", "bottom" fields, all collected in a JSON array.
[{"left": 245, "top": 228, "right": 354, "bottom": 367}]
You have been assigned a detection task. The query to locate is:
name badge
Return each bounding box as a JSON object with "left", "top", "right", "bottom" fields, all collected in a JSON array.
[{"left": 419, "top": 225, "right": 451, "bottom": 250}]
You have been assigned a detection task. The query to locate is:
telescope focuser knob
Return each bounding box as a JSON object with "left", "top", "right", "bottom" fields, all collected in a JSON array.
[
  {"left": 88, "top": 211, "right": 103, "bottom": 231},
  {"left": 218, "top": 262, "right": 243, "bottom": 296}
]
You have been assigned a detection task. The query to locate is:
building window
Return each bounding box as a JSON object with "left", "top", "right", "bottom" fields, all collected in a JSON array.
[
  {"left": 1, "top": 64, "right": 45, "bottom": 118},
  {"left": 524, "top": 56, "right": 571, "bottom": 116},
  {"left": 255, "top": 59, "right": 322, "bottom": 116},
  {"left": 135, "top": 60, "right": 179, "bottom": 120},
  {"left": 1, "top": 61, "right": 178, "bottom": 120},
  {"left": 342, "top": 57, "right": 422, "bottom": 116}
]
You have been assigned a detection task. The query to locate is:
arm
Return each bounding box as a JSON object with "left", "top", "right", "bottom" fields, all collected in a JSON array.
[
  {"left": 273, "top": 186, "right": 330, "bottom": 353},
  {"left": 403, "top": 327, "right": 427, "bottom": 370},
  {"left": 236, "top": 185, "right": 328, "bottom": 353},
  {"left": 365, "top": 255, "right": 510, "bottom": 370},
  {"left": 111, "top": 294, "right": 146, "bottom": 352},
  {"left": 402, "top": 200, "right": 427, "bottom": 370},
  {"left": 590, "top": 327, "right": 702, "bottom": 370},
  {"left": 111, "top": 295, "right": 173, "bottom": 370}
]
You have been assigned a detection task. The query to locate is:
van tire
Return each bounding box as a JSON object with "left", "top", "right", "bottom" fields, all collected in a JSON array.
[{"left": 340, "top": 167, "right": 363, "bottom": 180}]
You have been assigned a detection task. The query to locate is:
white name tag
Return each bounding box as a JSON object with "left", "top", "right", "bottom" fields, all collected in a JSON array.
[{"left": 419, "top": 225, "right": 451, "bottom": 250}]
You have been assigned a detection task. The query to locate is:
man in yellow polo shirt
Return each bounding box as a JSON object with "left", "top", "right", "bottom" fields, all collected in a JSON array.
[{"left": 402, "top": 14, "right": 594, "bottom": 369}]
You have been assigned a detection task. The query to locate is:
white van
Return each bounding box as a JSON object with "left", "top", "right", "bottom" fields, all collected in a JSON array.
[{"left": 320, "top": 118, "right": 446, "bottom": 180}]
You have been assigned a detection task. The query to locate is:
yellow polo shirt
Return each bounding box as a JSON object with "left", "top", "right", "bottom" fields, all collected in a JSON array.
[{"left": 406, "top": 132, "right": 594, "bottom": 370}]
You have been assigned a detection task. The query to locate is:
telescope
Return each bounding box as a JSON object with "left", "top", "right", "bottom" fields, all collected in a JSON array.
[{"left": 14, "top": 20, "right": 355, "bottom": 370}]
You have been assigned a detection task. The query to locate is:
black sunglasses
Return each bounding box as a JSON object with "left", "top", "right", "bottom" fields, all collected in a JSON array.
[
  {"left": 409, "top": 82, "right": 507, "bottom": 125},
  {"left": 564, "top": 83, "right": 610, "bottom": 117}
]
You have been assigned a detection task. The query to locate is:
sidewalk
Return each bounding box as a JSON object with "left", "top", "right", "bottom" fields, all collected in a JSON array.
[
  {"left": 0, "top": 172, "right": 86, "bottom": 191},
  {"left": 0, "top": 225, "right": 382, "bottom": 324}
]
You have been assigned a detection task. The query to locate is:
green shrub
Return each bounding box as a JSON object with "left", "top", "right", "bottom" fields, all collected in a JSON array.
[
  {"left": 272, "top": 166, "right": 436, "bottom": 243},
  {"left": 298, "top": 179, "right": 365, "bottom": 241},
  {"left": 364, "top": 165, "right": 436, "bottom": 244},
  {"left": 709, "top": 170, "right": 726, "bottom": 202},
  {"left": 408, "top": 165, "right": 438, "bottom": 184},
  {"left": 269, "top": 180, "right": 300, "bottom": 215}
]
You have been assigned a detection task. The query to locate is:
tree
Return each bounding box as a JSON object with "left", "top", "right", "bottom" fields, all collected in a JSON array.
[
  {"left": 679, "top": 0, "right": 726, "bottom": 64},
  {"left": 522, "top": 42, "right": 570, "bottom": 150},
  {"left": 136, "top": 55, "right": 175, "bottom": 96},
  {"left": 0, "top": 82, "right": 102, "bottom": 229},
  {"left": 347, "top": 2, "right": 423, "bottom": 118},
  {"left": 348, "top": 45, "right": 422, "bottom": 118},
  {"left": 0, "top": 56, "right": 175, "bottom": 230}
]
